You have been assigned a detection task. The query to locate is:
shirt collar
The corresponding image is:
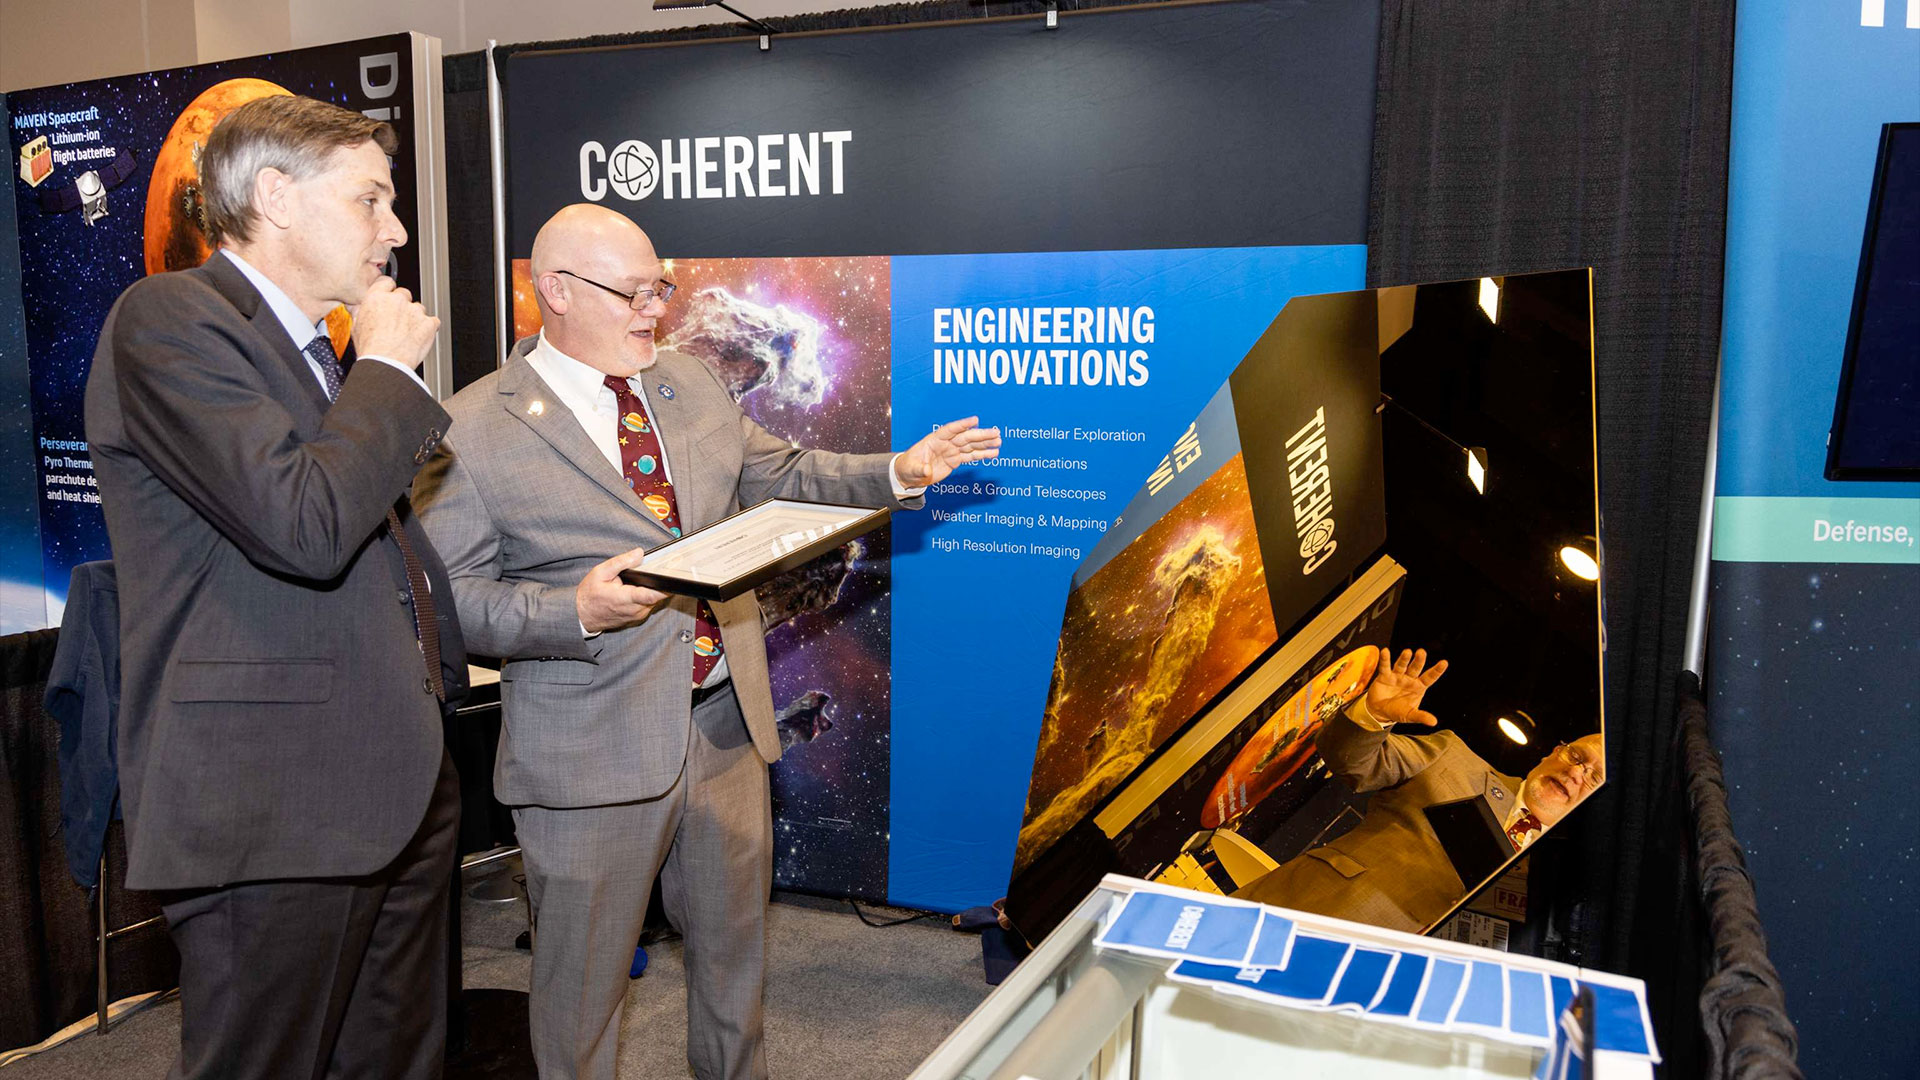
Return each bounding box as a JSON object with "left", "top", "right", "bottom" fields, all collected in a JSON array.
[
  {"left": 528, "top": 330, "right": 635, "bottom": 403},
  {"left": 220, "top": 249, "right": 323, "bottom": 351}
]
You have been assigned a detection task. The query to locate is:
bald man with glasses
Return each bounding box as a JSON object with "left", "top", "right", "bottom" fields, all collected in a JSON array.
[{"left": 414, "top": 203, "right": 997, "bottom": 1080}]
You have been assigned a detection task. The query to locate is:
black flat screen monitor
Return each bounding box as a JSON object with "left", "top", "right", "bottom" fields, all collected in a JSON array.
[{"left": 1826, "top": 122, "right": 1919, "bottom": 481}]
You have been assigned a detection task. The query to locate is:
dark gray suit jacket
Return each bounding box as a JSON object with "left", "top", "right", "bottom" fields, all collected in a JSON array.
[{"left": 85, "top": 251, "right": 462, "bottom": 891}]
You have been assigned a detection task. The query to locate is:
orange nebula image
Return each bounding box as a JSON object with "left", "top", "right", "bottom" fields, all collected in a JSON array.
[
  {"left": 1014, "top": 453, "right": 1277, "bottom": 873},
  {"left": 510, "top": 258, "right": 541, "bottom": 342}
]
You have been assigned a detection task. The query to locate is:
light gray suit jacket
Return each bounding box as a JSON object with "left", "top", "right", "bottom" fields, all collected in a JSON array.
[
  {"left": 414, "top": 337, "right": 918, "bottom": 808},
  {"left": 1236, "top": 712, "right": 1520, "bottom": 933}
]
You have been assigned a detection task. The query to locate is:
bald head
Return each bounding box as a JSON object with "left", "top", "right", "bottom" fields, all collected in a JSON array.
[{"left": 530, "top": 204, "right": 668, "bottom": 376}]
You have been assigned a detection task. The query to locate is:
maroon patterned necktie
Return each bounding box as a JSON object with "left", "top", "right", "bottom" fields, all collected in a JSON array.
[
  {"left": 604, "top": 375, "right": 723, "bottom": 689},
  {"left": 1506, "top": 809, "right": 1543, "bottom": 850}
]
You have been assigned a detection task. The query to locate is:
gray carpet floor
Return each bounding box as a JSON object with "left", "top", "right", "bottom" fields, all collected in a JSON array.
[{"left": 5, "top": 866, "right": 992, "bottom": 1078}]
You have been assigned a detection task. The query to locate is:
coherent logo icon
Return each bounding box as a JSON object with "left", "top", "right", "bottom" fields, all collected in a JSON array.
[
  {"left": 581, "top": 130, "right": 852, "bottom": 202},
  {"left": 608, "top": 140, "right": 660, "bottom": 200},
  {"left": 1285, "top": 406, "right": 1338, "bottom": 575}
]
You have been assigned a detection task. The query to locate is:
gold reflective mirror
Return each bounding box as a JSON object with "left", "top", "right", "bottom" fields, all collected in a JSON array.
[{"left": 1006, "top": 269, "right": 1602, "bottom": 941}]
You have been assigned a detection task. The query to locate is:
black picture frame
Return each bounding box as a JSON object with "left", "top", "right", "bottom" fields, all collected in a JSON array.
[{"left": 619, "top": 498, "right": 891, "bottom": 601}]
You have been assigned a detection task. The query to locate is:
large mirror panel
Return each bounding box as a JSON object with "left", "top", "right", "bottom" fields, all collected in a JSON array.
[{"left": 1005, "top": 269, "right": 1602, "bottom": 942}]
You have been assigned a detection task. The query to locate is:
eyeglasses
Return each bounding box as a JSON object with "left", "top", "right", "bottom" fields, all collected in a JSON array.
[
  {"left": 554, "top": 269, "right": 676, "bottom": 310},
  {"left": 1552, "top": 742, "right": 1601, "bottom": 786}
]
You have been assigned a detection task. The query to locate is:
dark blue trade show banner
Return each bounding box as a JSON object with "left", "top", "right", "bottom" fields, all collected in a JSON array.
[
  {"left": 503, "top": 0, "right": 1378, "bottom": 909},
  {"left": 1711, "top": 2, "right": 1918, "bottom": 1074},
  {"left": 5, "top": 36, "right": 432, "bottom": 628},
  {"left": 0, "top": 93, "right": 46, "bottom": 633}
]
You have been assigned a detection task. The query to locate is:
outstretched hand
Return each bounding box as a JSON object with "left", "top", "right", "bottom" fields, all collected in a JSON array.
[
  {"left": 1365, "top": 647, "right": 1449, "bottom": 727},
  {"left": 894, "top": 416, "right": 1002, "bottom": 489}
]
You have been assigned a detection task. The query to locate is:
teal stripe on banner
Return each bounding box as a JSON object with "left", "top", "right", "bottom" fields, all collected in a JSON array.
[{"left": 1712, "top": 497, "right": 1920, "bottom": 563}]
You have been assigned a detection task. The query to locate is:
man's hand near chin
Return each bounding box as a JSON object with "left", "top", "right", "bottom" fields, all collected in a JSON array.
[{"left": 350, "top": 277, "right": 440, "bottom": 372}]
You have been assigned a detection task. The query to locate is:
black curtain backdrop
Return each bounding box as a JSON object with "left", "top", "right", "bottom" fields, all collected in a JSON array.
[
  {"left": 1367, "top": 0, "right": 1733, "bottom": 1068},
  {"left": 443, "top": 54, "right": 500, "bottom": 393},
  {"left": 0, "top": 629, "right": 175, "bottom": 1049}
]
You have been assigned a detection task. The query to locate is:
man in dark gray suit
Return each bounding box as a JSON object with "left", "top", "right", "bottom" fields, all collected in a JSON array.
[
  {"left": 85, "top": 95, "right": 464, "bottom": 1079},
  {"left": 414, "top": 204, "right": 998, "bottom": 1080}
]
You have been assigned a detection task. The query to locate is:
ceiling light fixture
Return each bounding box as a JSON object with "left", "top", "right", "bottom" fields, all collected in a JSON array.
[
  {"left": 1497, "top": 709, "right": 1536, "bottom": 745},
  {"left": 1559, "top": 544, "right": 1600, "bottom": 581}
]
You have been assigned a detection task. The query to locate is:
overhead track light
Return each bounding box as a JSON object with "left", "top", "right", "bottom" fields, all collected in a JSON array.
[{"left": 653, "top": 0, "right": 776, "bottom": 49}]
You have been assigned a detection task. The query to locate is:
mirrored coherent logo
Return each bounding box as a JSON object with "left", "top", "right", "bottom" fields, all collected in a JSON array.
[{"left": 1286, "top": 407, "right": 1337, "bottom": 575}]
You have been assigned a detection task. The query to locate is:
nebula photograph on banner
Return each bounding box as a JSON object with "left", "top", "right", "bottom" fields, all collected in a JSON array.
[
  {"left": 515, "top": 254, "right": 897, "bottom": 895},
  {"left": 1014, "top": 452, "right": 1278, "bottom": 873}
]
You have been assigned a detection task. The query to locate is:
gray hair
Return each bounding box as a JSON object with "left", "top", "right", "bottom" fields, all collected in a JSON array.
[{"left": 199, "top": 95, "right": 398, "bottom": 246}]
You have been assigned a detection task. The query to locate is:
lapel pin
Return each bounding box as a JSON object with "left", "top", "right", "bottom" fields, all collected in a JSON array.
[
  {"left": 528, "top": 400, "right": 546, "bottom": 416},
  {"left": 657, "top": 383, "right": 675, "bottom": 400}
]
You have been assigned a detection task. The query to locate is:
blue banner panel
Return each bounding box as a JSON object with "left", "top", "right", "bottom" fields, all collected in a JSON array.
[
  {"left": 1718, "top": 0, "right": 1919, "bottom": 502},
  {"left": 1714, "top": 3, "right": 1918, "bottom": 1073},
  {"left": 889, "top": 245, "right": 1363, "bottom": 908}
]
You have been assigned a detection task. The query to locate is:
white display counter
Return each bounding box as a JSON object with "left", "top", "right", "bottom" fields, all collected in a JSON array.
[{"left": 911, "top": 876, "right": 1658, "bottom": 1080}]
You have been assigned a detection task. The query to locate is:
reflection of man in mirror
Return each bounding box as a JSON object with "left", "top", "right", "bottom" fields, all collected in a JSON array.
[{"left": 1236, "top": 648, "right": 1604, "bottom": 933}]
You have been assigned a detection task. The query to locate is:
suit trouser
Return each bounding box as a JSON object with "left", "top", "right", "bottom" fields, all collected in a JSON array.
[
  {"left": 514, "top": 681, "right": 772, "bottom": 1080},
  {"left": 161, "top": 749, "right": 460, "bottom": 1080}
]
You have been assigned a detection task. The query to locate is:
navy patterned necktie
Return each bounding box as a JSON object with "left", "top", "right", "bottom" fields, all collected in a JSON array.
[
  {"left": 308, "top": 332, "right": 444, "bottom": 701},
  {"left": 304, "top": 332, "right": 346, "bottom": 402}
]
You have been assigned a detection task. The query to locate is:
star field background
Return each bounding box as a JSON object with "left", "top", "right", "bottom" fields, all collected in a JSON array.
[
  {"left": 665, "top": 255, "right": 896, "bottom": 899},
  {"left": 5, "top": 39, "right": 422, "bottom": 620},
  {"left": 0, "top": 94, "right": 45, "bottom": 633},
  {"left": 1710, "top": 561, "right": 1918, "bottom": 1076}
]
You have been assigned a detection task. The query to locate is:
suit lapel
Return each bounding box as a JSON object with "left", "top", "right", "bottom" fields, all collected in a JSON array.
[
  {"left": 642, "top": 364, "right": 699, "bottom": 529},
  {"left": 200, "top": 252, "right": 331, "bottom": 417},
  {"left": 497, "top": 355, "right": 674, "bottom": 538}
]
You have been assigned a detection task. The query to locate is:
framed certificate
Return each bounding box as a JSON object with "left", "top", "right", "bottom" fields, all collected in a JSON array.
[{"left": 619, "top": 498, "right": 892, "bottom": 600}]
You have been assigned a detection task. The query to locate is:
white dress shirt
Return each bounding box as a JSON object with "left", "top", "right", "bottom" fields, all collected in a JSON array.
[
  {"left": 526, "top": 331, "right": 731, "bottom": 686},
  {"left": 221, "top": 249, "right": 431, "bottom": 397},
  {"left": 525, "top": 331, "right": 923, "bottom": 687}
]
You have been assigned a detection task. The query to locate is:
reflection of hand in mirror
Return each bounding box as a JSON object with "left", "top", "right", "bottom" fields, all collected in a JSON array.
[
  {"left": 1364, "top": 647, "right": 1450, "bottom": 727},
  {"left": 1521, "top": 733, "right": 1605, "bottom": 827}
]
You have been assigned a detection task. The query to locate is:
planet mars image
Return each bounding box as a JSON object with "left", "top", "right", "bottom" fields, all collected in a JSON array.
[
  {"left": 1200, "top": 644, "right": 1380, "bottom": 829},
  {"left": 143, "top": 78, "right": 289, "bottom": 277}
]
